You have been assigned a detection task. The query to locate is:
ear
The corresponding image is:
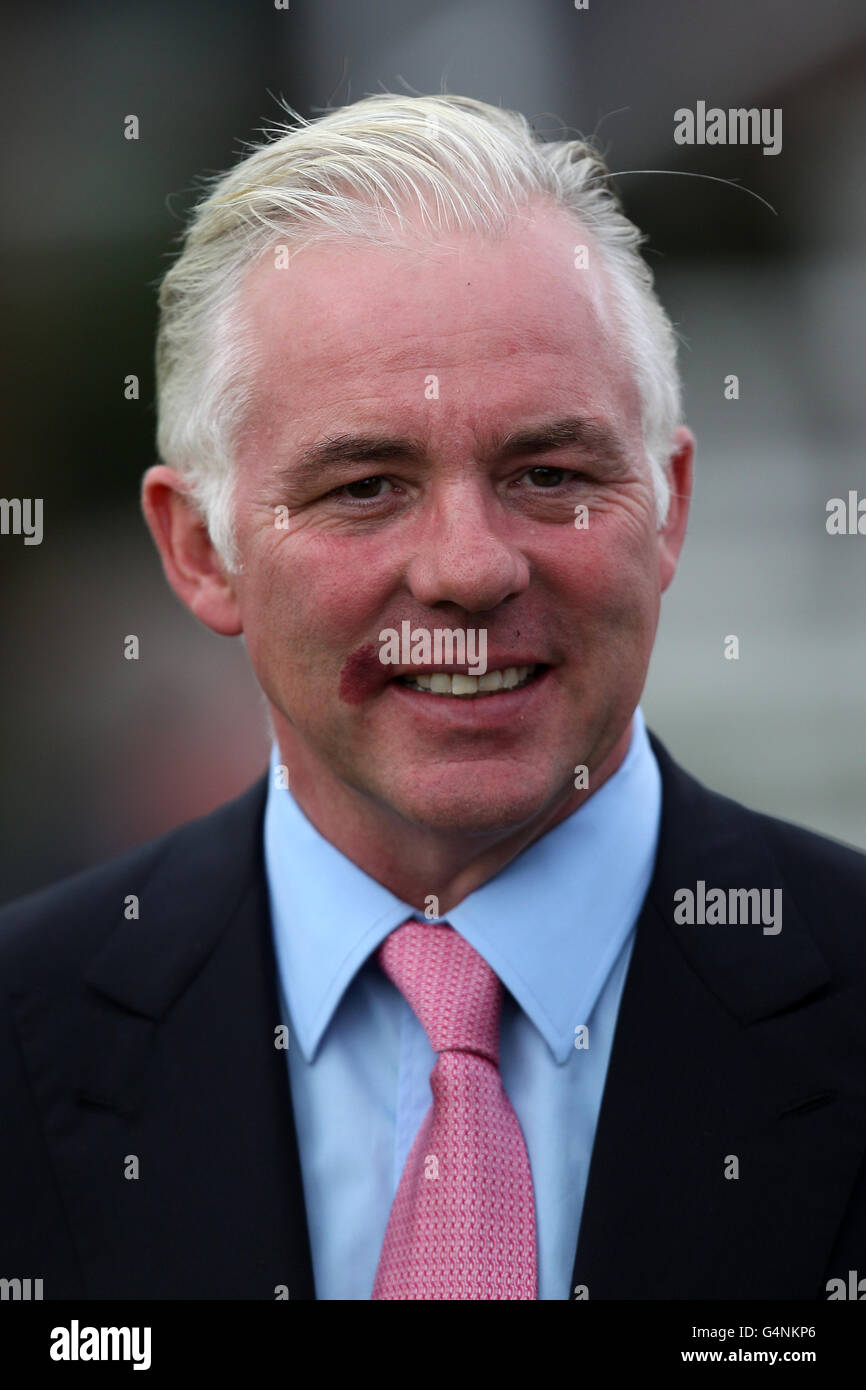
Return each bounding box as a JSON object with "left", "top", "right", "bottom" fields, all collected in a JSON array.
[
  {"left": 657, "top": 426, "right": 695, "bottom": 593},
  {"left": 141, "top": 465, "right": 243, "bottom": 636}
]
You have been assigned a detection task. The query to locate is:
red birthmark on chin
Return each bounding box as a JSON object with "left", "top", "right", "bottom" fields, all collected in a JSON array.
[{"left": 338, "top": 643, "right": 387, "bottom": 704}]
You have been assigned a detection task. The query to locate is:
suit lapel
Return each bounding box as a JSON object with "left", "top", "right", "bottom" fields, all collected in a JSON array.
[
  {"left": 12, "top": 775, "right": 316, "bottom": 1299},
  {"left": 572, "top": 734, "right": 866, "bottom": 1299}
]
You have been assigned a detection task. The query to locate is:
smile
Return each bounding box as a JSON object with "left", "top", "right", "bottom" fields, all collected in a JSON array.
[{"left": 395, "top": 664, "right": 543, "bottom": 697}]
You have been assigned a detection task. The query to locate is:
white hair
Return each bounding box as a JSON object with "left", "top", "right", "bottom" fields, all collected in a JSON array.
[{"left": 155, "top": 93, "right": 683, "bottom": 571}]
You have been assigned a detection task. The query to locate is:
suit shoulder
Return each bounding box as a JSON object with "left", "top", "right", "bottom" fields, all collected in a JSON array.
[
  {"left": 708, "top": 784, "right": 866, "bottom": 979},
  {"left": 650, "top": 732, "right": 866, "bottom": 975},
  {"left": 753, "top": 805, "right": 866, "bottom": 886},
  {"left": 0, "top": 773, "right": 268, "bottom": 983},
  {"left": 752, "top": 806, "right": 866, "bottom": 962},
  {"left": 653, "top": 731, "right": 866, "bottom": 889},
  {"left": 706, "top": 772, "right": 866, "bottom": 878},
  {"left": 701, "top": 776, "right": 866, "bottom": 893}
]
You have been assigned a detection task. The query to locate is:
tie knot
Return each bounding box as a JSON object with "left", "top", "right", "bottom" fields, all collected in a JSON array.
[{"left": 377, "top": 919, "right": 501, "bottom": 1063}]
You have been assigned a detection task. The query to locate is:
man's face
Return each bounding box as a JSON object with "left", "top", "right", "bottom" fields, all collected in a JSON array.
[{"left": 224, "top": 205, "right": 688, "bottom": 834}]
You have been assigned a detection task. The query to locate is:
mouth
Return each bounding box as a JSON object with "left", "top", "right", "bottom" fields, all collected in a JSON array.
[{"left": 394, "top": 663, "right": 547, "bottom": 698}]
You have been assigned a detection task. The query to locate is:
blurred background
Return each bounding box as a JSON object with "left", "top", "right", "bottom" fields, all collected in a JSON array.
[{"left": 1, "top": 0, "right": 865, "bottom": 901}]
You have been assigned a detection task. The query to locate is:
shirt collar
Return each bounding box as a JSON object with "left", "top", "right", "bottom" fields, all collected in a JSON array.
[{"left": 264, "top": 707, "right": 661, "bottom": 1064}]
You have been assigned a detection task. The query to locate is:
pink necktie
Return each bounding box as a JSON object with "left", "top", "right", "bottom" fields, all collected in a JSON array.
[{"left": 372, "top": 918, "right": 537, "bottom": 1300}]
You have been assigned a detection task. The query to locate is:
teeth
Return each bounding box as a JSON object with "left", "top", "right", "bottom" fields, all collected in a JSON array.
[
  {"left": 451, "top": 674, "right": 478, "bottom": 695},
  {"left": 399, "top": 665, "right": 537, "bottom": 697},
  {"left": 478, "top": 670, "right": 503, "bottom": 692}
]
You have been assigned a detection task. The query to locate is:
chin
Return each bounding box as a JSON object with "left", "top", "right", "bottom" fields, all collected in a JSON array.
[{"left": 387, "top": 773, "right": 559, "bottom": 837}]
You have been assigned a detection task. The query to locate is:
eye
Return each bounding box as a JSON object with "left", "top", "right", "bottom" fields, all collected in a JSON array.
[
  {"left": 346, "top": 475, "right": 387, "bottom": 498},
  {"left": 526, "top": 466, "right": 566, "bottom": 487},
  {"left": 334, "top": 475, "right": 391, "bottom": 502},
  {"left": 523, "top": 465, "right": 587, "bottom": 488}
]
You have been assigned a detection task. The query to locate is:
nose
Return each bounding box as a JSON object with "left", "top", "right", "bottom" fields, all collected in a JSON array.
[{"left": 403, "top": 479, "right": 530, "bottom": 613}]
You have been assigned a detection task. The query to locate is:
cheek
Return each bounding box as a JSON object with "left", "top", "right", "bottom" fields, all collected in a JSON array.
[
  {"left": 300, "top": 540, "right": 397, "bottom": 650},
  {"left": 243, "top": 536, "right": 395, "bottom": 669},
  {"left": 541, "top": 515, "right": 658, "bottom": 624}
]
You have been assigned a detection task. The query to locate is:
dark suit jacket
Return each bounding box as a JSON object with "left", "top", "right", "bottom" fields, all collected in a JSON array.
[{"left": 2, "top": 732, "right": 865, "bottom": 1300}]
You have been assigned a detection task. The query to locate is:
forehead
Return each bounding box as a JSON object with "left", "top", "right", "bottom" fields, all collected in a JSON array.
[{"left": 236, "top": 205, "right": 641, "bottom": 449}]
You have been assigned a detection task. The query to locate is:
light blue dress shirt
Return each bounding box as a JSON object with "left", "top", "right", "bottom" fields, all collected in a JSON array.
[{"left": 263, "top": 705, "right": 661, "bottom": 1300}]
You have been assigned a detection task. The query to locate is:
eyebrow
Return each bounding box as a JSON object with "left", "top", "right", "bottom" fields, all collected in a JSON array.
[{"left": 273, "top": 415, "right": 630, "bottom": 494}]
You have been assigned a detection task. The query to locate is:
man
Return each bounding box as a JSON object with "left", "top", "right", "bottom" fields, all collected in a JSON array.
[{"left": 1, "top": 93, "right": 865, "bottom": 1301}]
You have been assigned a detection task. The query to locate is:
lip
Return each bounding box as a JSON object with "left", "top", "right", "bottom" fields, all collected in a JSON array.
[{"left": 384, "top": 664, "right": 555, "bottom": 730}]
